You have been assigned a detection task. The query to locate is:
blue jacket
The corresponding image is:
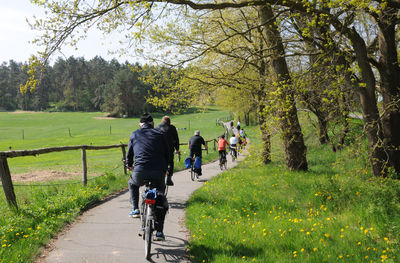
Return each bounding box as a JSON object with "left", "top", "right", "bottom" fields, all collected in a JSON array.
[{"left": 126, "top": 123, "right": 169, "bottom": 173}]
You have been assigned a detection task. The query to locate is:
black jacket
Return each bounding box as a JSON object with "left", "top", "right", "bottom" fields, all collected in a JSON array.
[
  {"left": 157, "top": 122, "right": 180, "bottom": 153},
  {"left": 126, "top": 123, "right": 169, "bottom": 172}
]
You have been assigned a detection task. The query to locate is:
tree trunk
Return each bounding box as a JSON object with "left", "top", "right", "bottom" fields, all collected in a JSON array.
[
  {"left": 350, "top": 30, "right": 388, "bottom": 176},
  {"left": 259, "top": 4, "right": 307, "bottom": 170},
  {"left": 258, "top": 103, "right": 271, "bottom": 164},
  {"left": 376, "top": 9, "right": 400, "bottom": 175}
]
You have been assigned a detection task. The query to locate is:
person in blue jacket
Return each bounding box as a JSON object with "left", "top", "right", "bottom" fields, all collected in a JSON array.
[{"left": 125, "top": 113, "right": 169, "bottom": 241}]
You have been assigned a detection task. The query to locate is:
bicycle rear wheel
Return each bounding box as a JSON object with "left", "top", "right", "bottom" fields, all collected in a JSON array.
[
  {"left": 140, "top": 202, "right": 146, "bottom": 240},
  {"left": 190, "top": 165, "right": 195, "bottom": 181},
  {"left": 144, "top": 207, "right": 153, "bottom": 259}
]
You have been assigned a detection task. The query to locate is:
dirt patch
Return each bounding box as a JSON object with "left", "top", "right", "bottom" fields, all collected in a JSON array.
[
  {"left": 93, "top": 116, "right": 118, "bottom": 120},
  {"left": 12, "top": 170, "right": 81, "bottom": 182}
]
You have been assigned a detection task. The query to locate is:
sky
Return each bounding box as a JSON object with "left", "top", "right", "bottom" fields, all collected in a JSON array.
[{"left": 0, "top": 0, "right": 136, "bottom": 64}]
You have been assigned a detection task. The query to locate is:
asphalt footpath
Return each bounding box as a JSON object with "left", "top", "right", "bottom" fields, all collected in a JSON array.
[{"left": 37, "top": 152, "right": 245, "bottom": 263}]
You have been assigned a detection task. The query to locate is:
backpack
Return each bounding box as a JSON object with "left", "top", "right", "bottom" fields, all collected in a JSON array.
[
  {"left": 194, "top": 156, "right": 202, "bottom": 169},
  {"left": 184, "top": 157, "right": 192, "bottom": 169}
]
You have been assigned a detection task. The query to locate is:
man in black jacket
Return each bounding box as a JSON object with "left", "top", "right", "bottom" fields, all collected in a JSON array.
[
  {"left": 188, "top": 130, "right": 207, "bottom": 175},
  {"left": 157, "top": 116, "right": 180, "bottom": 186},
  {"left": 126, "top": 113, "right": 169, "bottom": 241}
]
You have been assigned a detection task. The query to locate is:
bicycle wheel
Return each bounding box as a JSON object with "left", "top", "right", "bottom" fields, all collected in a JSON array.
[
  {"left": 190, "top": 165, "right": 195, "bottom": 181},
  {"left": 144, "top": 206, "right": 153, "bottom": 260},
  {"left": 140, "top": 202, "right": 146, "bottom": 240}
]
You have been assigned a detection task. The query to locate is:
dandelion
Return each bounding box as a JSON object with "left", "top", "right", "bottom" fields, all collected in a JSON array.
[
  {"left": 2, "top": 244, "right": 6, "bottom": 247},
  {"left": 381, "top": 254, "right": 388, "bottom": 260},
  {"left": 313, "top": 248, "right": 317, "bottom": 252},
  {"left": 300, "top": 248, "right": 304, "bottom": 252},
  {"left": 324, "top": 233, "right": 330, "bottom": 238}
]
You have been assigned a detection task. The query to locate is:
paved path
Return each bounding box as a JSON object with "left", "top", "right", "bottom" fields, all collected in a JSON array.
[{"left": 38, "top": 153, "right": 245, "bottom": 263}]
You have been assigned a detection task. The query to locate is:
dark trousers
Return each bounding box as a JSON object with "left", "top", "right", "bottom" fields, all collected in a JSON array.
[
  {"left": 167, "top": 151, "right": 174, "bottom": 177},
  {"left": 128, "top": 170, "right": 166, "bottom": 231},
  {"left": 219, "top": 150, "right": 226, "bottom": 162}
]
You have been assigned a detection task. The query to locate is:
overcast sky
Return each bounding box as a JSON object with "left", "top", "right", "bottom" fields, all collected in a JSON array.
[{"left": 0, "top": 0, "right": 137, "bottom": 64}]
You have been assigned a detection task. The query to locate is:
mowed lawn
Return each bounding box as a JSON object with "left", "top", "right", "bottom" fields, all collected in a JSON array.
[{"left": 0, "top": 108, "right": 229, "bottom": 176}]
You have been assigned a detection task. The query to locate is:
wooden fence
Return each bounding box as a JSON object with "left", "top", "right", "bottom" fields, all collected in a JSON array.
[
  {"left": 0, "top": 138, "right": 219, "bottom": 210},
  {"left": 0, "top": 144, "right": 128, "bottom": 209}
]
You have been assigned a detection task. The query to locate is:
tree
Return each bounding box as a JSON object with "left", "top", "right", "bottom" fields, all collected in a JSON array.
[{"left": 25, "top": 0, "right": 400, "bottom": 176}]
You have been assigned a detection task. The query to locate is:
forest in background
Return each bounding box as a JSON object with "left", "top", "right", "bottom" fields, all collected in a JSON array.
[{"left": 0, "top": 56, "right": 189, "bottom": 116}]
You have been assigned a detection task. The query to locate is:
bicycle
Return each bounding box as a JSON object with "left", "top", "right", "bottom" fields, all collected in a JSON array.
[
  {"left": 190, "top": 158, "right": 200, "bottom": 181},
  {"left": 164, "top": 170, "right": 169, "bottom": 197},
  {"left": 219, "top": 152, "right": 227, "bottom": 170},
  {"left": 229, "top": 145, "right": 237, "bottom": 162},
  {"left": 139, "top": 180, "right": 159, "bottom": 260}
]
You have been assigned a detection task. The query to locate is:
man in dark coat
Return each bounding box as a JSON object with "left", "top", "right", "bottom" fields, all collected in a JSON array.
[
  {"left": 157, "top": 116, "right": 180, "bottom": 186},
  {"left": 126, "top": 113, "right": 169, "bottom": 241},
  {"left": 188, "top": 130, "right": 207, "bottom": 175}
]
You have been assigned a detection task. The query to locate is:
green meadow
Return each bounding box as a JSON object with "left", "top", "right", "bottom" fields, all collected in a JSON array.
[
  {"left": 0, "top": 108, "right": 229, "bottom": 263},
  {"left": 186, "top": 117, "right": 400, "bottom": 262},
  {"left": 0, "top": 109, "right": 229, "bottom": 175},
  {"left": 1, "top": 108, "right": 399, "bottom": 263}
]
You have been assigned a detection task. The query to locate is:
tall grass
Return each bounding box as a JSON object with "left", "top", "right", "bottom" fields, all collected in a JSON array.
[
  {"left": 186, "top": 117, "right": 400, "bottom": 262},
  {"left": 0, "top": 108, "right": 230, "bottom": 263}
]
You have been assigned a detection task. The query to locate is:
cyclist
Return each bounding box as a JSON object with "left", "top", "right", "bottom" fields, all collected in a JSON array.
[
  {"left": 229, "top": 133, "right": 238, "bottom": 159},
  {"left": 236, "top": 121, "right": 241, "bottom": 131},
  {"left": 217, "top": 134, "right": 229, "bottom": 165},
  {"left": 157, "top": 116, "right": 180, "bottom": 186},
  {"left": 188, "top": 130, "right": 207, "bottom": 176},
  {"left": 126, "top": 113, "right": 169, "bottom": 241},
  {"left": 239, "top": 128, "right": 245, "bottom": 138}
]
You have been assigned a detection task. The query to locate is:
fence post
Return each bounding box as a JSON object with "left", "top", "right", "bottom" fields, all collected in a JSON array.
[
  {"left": 81, "top": 147, "right": 87, "bottom": 186},
  {"left": 206, "top": 141, "right": 209, "bottom": 154},
  {"left": 0, "top": 157, "right": 18, "bottom": 209},
  {"left": 121, "top": 145, "right": 127, "bottom": 175},
  {"left": 213, "top": 139, "right": 216, "bottom": 151}
]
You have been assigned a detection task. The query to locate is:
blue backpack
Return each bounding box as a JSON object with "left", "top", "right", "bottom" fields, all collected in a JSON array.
[
  {"left": 194, "top": 156, "right": 202, "bottom": 169},
  {"left": 184, "top": 157, "right": 192, "bottom": 169}
]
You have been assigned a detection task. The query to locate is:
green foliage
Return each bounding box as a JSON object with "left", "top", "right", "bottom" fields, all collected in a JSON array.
[{"left": 141, "top": 65, "right": 192, "bottom": 113}]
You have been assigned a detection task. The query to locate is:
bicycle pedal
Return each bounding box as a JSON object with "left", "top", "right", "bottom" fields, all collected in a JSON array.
[{"left": 138, "top": 233, "right": 142, "bottom": 237}]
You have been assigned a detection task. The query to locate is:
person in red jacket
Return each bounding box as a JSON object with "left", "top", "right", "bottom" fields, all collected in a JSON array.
[{"left": 217, "top": 134, "right": 230, "bottom": 165}]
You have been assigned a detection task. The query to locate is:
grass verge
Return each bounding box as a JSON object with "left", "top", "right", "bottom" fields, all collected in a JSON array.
[{"left": 186, "top": 123, "right": 400, "bottom": 262}]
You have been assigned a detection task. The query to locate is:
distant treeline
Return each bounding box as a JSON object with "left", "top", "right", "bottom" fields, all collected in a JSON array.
[{"left": 0, "top": 56, "right": 183, "bottom": 116}]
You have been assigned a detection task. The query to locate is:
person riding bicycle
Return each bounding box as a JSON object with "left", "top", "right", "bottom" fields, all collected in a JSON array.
[
  {"left": 229, "top": 133, "right": 238, "bottom": 159},
  {"left": 188, "top": 130, "right": 207, "bottom": 176},
  {"left": 217, "top": 134, "right": 229, "bottom": 165},
  {"left": 236, "top": 121, "right": 241, "bottom": 131},
  {"left": 126, "top": 113, "right": 169, "bottom": 241},
  {"left": 157, "top": 116, "right": 180, "bottom": 186}
]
